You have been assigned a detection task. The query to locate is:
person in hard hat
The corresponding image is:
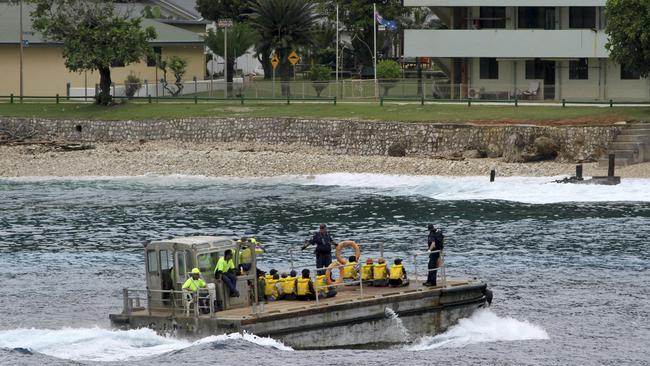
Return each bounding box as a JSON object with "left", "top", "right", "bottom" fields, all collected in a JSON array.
[
  {"left": 238, "top": 237, "right": 265, "bottom": 274},
  {"left": 296, "top": 269, "right": 316, "bottom": 301},
  {"left": 278, "top": 271, "right": 297, "bottom": 300},
  {"left": 361, "top": 258, "right": 374, "bottom": 285},
  {"left": 214, "top": 249, "right": 239, "bottom": 297},
  {"left": 373, "top": 258, "right": 388, "bottom": 287},
  {"left": 182, "top": 268, "right": 207, "bottom": 292},
  {"left": 342, "top": 255, "right": 359, "bottom": 284},
  {"left": 389, "top": 258, "right": 409, "bottom": 287}
]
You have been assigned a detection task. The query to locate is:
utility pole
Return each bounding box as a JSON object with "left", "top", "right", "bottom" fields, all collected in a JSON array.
[
  {"left": 335, "top": 3, "right": 339, "bottom": 98},
  {"left": 19, "top": 0, "right": 24, "bottom": 100}
]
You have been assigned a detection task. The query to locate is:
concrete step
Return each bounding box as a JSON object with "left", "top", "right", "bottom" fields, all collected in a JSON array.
[{"left": 614, "top": 134, "right": 650, "bottom": 142}]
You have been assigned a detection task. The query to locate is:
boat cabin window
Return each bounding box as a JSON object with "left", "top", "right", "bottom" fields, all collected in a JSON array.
[
  {"left": 147, "top": 250, "right": 158, "bottom": 274},
  {"left": 197, "top": 251, "right": 221, "bottom": 273},
  {"left": 159, "top": 250, "right": 174, "bottom": 271}
]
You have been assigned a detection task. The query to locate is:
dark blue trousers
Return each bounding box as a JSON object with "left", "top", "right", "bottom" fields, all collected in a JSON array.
[
  {"left": 427, "top": 254, "right": 439, "bottom": 285},
  {"left": 221, "top": 272, "right": 238, "bottom": 295},
  {"left": 316, "top": 252, "right": 332, "bottom": 269}
]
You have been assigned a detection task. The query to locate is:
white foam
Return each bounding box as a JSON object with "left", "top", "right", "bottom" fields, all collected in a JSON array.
[
  {"left": 0, "top": 327, "right": 292, "bottom": 362},
  {"left": 406, "top": 308, "right": 549, "bottom": 351}
]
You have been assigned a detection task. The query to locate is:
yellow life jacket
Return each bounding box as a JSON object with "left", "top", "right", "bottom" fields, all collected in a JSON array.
[
  {"left": 296, "top": 277, "right": 311, "bottom": 296},
  {"left": 280, "top": 276, "right": 296, "bottom": 294},
  {"left": 361, "top": 264, "right": 373, "bottom": 280},
  {"left": 315, "top": 275, "right": 328, "bottom": 294},
  {"left": 389, "top": 264, "right": 404, "bottom": 280},
  {"left": 265, "top": 278, "right": 279, "bottom": 297},
  {"left": 373, "top": 263, "right": 387, "bottom": 280},
  {"left": 265, "top": 274, "right": 273, "bottom": 282},
  {"left": 343, "top": 261, "right": 358, "bottom": 279}
]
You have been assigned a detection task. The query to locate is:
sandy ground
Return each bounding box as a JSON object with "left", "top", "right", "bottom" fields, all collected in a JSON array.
[{"left": 1, "top": 141, "right": 650, "bottom": 178}]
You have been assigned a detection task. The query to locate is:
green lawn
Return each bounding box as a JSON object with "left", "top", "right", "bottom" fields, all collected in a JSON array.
[{"left": 1, "top": 101, "right": 650, "bottom": 124}]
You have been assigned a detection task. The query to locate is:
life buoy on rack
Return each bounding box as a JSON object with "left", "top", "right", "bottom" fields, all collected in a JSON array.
[
  {"left": 335, "top": 240, "right": 361, "bottom": 264},
  {"left": 325, "top": 261, "right": 344, "bottom": 285}
]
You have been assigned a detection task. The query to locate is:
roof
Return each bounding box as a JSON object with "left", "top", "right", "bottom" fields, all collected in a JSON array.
[
  {"left": 0, "top": 2, "right": 203, "bottom": 46},
  {"left": 148, "top": 236, "right": 236, "bottom": 250},
  {"left": 155, "top": 0, "right": 202, "bottom": 20}
]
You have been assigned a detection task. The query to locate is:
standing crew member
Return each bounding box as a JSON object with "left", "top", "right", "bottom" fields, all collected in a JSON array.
[
  {"left": 424, "top": 224, "right": 444, "bottom": 287},
  {"left": 302, "top": 224, "right": 336, "bottom": 268},
  {"left": 214, "top": 250, "right": 240, "bottom": 297},
  {"left": 296, "top": 269, "right": 316, "bottom": 301},
  {"left": 389, "top": 258, "right": 409, "bottom": 287}
]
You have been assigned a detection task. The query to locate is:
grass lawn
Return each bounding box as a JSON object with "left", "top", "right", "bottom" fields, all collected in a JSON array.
[{"left": 1, "top": 101, "right": 650, "bottom": 125}]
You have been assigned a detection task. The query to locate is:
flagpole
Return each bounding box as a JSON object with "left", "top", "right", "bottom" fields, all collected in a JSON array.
[
  {"left": 373, "top": 2, "right": 377, "bottom": 97},
  {"left": 336, "top": 3, "right": 339, "bottom": 98}
]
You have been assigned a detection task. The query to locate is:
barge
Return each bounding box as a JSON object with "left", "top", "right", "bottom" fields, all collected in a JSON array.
[{"left": 109, "top": 236, "right": 491, "bottom": 349}]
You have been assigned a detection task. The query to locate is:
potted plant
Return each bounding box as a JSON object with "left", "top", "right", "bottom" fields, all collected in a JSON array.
[
  {"left": 376, "top": 60, "right": 401, "bottom": 96},
  {"left": 308, "top": 65, "right": 331, "bottom": 97}
]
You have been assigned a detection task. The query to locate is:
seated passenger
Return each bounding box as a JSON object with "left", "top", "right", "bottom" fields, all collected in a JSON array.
[
  {"left": 265, "top": 268, "right": 278, "bottom": 283},
  {"left": 182, "top": 268, "right": 208, "bottom": 313},
  {"left": 279, "top": 271, "right": 297, "bottom": 300},
  {"left": 388, "top": 258, "right": 410, "bottom": 287},
  {"left": 342, "top": 255, "right": 359, "bottom": 284},
  {"left": 361, "top": 258, "right": 374, "bottom": 285},
  {"left": 315, "top": 269, "right": 337, "bottom": 299},
  {"left": 296, "top": 269, "right": 316, "bottom": 301},
  {"left": 214, "top": 249, "right": 240, "bottom": 297},
  {"left": 373, "top": 258, "right": 388, "bottom": 287},
  {"left": 265, "top": 273, "right": 281, "bottom": 301}
]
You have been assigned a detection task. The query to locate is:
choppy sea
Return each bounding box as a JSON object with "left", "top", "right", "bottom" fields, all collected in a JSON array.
[{"left": 0, "top": 173, "right": 648, "bottom": 365}]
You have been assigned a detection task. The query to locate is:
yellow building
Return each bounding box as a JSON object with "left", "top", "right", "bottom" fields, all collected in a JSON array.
[{"left": 0, "top": 3, "right": 206, "bottom": 96}]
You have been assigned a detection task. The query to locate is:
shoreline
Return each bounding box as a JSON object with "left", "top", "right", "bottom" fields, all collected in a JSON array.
[{"left": 2, "top": 141, "right": 650, "bottom": 178}]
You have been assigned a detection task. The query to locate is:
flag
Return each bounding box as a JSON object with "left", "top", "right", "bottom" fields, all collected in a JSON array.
[{"left": 375, "top": 11, "right": 398, "bottom": 31}]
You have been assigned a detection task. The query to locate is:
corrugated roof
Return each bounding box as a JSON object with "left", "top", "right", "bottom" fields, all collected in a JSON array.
[{"left": 0, "top": 3, "right": 203, "bottom": 45}]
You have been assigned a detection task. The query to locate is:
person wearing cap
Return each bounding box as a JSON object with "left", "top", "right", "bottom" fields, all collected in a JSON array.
[
  {"left": 373, "top": 258, "right": 389, "bottom": 287},
  {"left": 214, "top": 249, "right": 240, "bottom": 297},
  {"left": 389, "top": 258, "right": 409, "bottom": 287},
  {"left": 302, "top": 224, "right": 336, "bottom": 269},
  {"left": 182, "top": 268, "right": 207, "bottom": 292},
  {"left": 424, "top": 224, "right": 444, "bottom": 287},
  {"left": 361, "top": 258, "right": 374, "bottom": 285},
  {"left": 296, "top": 269, "right": 316, "bottom": 301}
]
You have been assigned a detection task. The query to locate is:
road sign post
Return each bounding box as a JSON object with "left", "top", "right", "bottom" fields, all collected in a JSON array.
[
  {"left": 288, "top": 51, "right": 300, "bottom": 81},
  {"left": 271, "top": 53, "right": 279, "bottom": 98}
]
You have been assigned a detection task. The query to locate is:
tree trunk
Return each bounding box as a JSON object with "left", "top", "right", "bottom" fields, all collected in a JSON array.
[
  {"left": 227, "top": 56, "right": 235, "bottom": 96},
  {"left": 258, "top": 48, "right": 272, "bottom": 80},
  {"left": 278, "top": 48, "right": 291, "bottom": 97},
  {"left": 97, "top": 66, "right": 112, "bottom": 105}
]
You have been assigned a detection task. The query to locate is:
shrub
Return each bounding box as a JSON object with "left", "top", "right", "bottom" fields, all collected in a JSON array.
[
  {"left": 309, "top": 65, "right": 331, "bottom": 97},
  {"left": 376, "top": 60, "right": 401, "bottom": 96},
  {"left": 124, "top": 73, "right": 142, "bottom": 98}
]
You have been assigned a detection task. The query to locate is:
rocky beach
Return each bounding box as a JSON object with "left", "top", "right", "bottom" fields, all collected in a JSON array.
[{"left": 2, "top": 140, "right": 650, "bottom": 178}]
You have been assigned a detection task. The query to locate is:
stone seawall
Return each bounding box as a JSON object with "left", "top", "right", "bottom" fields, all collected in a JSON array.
[{"left": 0, "top": 118, "right": 621, "bottom": 162}]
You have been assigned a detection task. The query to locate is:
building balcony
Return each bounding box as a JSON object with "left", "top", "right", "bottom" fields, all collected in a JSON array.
[
  {"left": 404, "top": 29, "right": 608, "bottom": 58},
  {"left": 404, "top": 0, "right": 605, "bottom": 6}
]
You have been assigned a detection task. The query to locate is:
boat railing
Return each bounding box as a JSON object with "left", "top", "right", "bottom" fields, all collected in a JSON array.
[
  {"left": 288, "top": 241, "right": 389, "bottom": 271},
  {"left": 411, "top": 250, "right": 447, "bottom": 288},
  {"left": 121, "top": 287, "right": 215, "bottom": 318}
]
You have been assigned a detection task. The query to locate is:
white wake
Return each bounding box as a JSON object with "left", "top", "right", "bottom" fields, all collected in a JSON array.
[
  {"left": 0, "top": 327, "right": 292, "bottom": 362},
  {"left": 406, "top": 308, "right": 549, "bottom": 350}
]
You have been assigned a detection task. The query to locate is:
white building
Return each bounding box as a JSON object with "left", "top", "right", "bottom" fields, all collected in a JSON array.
[{"left": 404, "top": 1, "right": 649, "bottom": 101}]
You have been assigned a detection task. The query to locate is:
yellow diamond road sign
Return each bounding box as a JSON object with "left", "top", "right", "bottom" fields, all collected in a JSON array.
[
  {"left": 288, "top": 51, "right": 300, "bottom": 65},
  {"left": 271, "top": 54, "right": 279, "bottom": 70}
]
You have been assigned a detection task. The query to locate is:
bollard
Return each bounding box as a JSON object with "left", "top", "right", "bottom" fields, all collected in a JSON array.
[
  {"left": 421, "top": 95, "right": 424, "bottom": 106},
  {"left": 194, "top": 95, "right": 198, "bottom": 104},
  {"left": 562, "top": 98, "right": 566, "bottom": 108},
  {"left": 10, "top": 93, "right": 13, "bottom": 104},
  {"left": 287, "top": 95, "right": 290, "bottom": 105},
  {"left": 467, "top": 98, "right": 472, "bottom": 107},
  {"left": 576, "top": 164, "right": 583, "bottom": 180},
  {"left": 148, "top": 94, "right": 152, "bottom": 104},
  {"left": 490, "top": 169, "right": 496, "bottom": 182},
  {"left": 334, "top": 96, "right": 337, "bottom": 106},
  {"left": 609, "top": 99, "right": 614, "bottom": 108},
  {"left": 240, "top": 95, "right": 244, "bottom": 105},
  {"left": 380, "top": 97, "right": 384, "bottom": 106},
  {"left": 66, "top": 82, "right": 71, "bottom": 100},
  {"left": 56, "top": 94, "right": 60, "bottom": 104},
  {"left": 608, "top": 154, "right": 615, "bottom": 177},
  {"left": 514, "top": 97, "right": 518, "bottom": 107}
]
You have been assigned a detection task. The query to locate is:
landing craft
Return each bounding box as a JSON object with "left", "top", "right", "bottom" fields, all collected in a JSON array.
[{"left": 109, "top": 236, "right": 491, "bottom": 349}]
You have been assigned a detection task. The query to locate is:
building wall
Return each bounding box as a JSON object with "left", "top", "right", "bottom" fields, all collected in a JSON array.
[{"left": 0, "top": 45, "right": 205, "bottom": 96}]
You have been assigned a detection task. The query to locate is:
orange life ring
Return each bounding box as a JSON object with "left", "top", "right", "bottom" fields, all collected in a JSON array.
[
  {"left": 325, "top": 261, "right": 344, "bottom": 285},
  {"left": 335, "top": 240, "right": 361, "bottom": 265}
]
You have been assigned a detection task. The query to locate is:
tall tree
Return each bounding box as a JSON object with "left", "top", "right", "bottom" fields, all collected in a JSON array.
[
  {"left": 605, "top": 0, "right": 650, "bottom": 76},
  {"left": 30, "top": 0, "right": 156, "bottom": 105},
  {"left": 205, "top": 23, "right": 259, "bottom": 92},
  {"left": 247, "top": 0, "right": 319, "bottom": 96}
]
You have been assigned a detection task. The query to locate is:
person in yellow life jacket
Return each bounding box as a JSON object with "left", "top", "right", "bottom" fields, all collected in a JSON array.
[
  {"left": 388, "top": 258, "right": 410, "bottom": 287},
  {"left": 279, "top": 271, "right": 297, "bottom": 300},
  {"left": 264, "top": 273, "right": 281, "bottom": 301},
  {"left": 342, "top": 255, "right": 359, "bottom": 284},
  {"left": 296, "top": 269, "right": 316, "bottom": 301},
  {"left": 315, "top": 269, "right": 337, "bottom": 299},
  {"left": 373, "top": 257, "right": 388, "bottom": 287},
  {"left": 214, "top": 250, "right": 239, "bottom": 298},
  {"left": 182, "top": 268, "right": 207, "bottom": 292},
  {"left": 238, "top": 237, "right": 265, "bottom": 274},
  {"left": 361, "top": 258, "right": 374, "bottom": 285}
]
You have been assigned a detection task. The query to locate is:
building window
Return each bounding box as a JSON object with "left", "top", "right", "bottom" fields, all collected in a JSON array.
[
  {"left": 480, "top": 58, "right": 499, "bottom": 79},
  {"left": 518, "top": 7, "right": 555, "bottom": 29},
  {"left": 478, "top": 7, "right": 506, "bottom": 29},
  {"left": 620, "top": 64, "right": 641, "bottom": 80},
  {"left": 147, "top": 47, "right": 162, "bottom": 67},
  {"left": 569, "top": 7, "right": 596, "bottom": 29},
  {"left": 525, "top": 59, "right": 545, "bottom": 79},
  {"left": 569, "top": 58, "right": 589, "bottom": 80}
]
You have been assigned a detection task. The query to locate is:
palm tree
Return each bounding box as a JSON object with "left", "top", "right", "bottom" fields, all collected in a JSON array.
[
  {"left": 248, "top": 0, "right": 319, "bottom": 96},
  {"left": 205, "top": 23, "right": 259, "bottom": 95}
]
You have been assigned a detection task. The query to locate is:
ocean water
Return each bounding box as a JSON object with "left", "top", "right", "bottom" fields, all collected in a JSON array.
[{"left": 0, "top": 174, "right": 648, "bottom": 365}]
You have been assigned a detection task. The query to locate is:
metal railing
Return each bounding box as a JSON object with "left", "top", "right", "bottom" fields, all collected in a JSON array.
[{"left": 122, "top": 287, "right": 215, "bottom": 318}]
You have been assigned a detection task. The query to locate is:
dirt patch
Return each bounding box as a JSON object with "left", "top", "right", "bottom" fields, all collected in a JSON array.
[{"left": 210, "top": 107, "right": 258, "bottom": 113}]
